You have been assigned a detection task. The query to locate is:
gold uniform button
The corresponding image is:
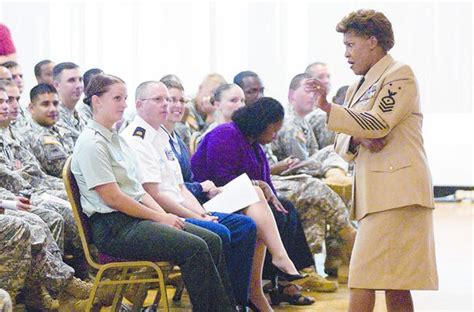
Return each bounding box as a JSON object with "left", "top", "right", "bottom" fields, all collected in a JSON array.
[{"left": 389, "top": 166, "right": 393, "bottom": 171}]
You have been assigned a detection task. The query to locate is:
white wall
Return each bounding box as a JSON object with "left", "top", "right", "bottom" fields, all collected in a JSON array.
[{"left": 1, "top": 0, "right": 472, "bottom": 186}]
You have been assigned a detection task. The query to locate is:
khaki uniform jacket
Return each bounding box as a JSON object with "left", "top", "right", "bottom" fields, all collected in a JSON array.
[{"left": 327, "top": 54, "right": 434, "bottom": 220}]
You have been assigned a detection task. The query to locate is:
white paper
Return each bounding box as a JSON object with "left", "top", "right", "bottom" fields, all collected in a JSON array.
[{"left": 203, "top": 173, "right": 260, "bottom": 214}]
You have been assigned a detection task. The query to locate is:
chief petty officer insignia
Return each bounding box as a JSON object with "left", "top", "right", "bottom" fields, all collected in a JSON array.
[
  {"left": 379, "top": 83, "right": 402, "bottom": 113},
  {"left": 132, "top": 127, "right": 146, "bottom": 139}
]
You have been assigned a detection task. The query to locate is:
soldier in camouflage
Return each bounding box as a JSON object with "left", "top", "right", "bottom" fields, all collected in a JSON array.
[
  {"left": 0, "top": 208, "right": 113, "bottom": 311},
  {"left": 270, "top": 73, "right": 356, "bottom": 282},
  {"left": 0, "top": 80, "right": 30, "bottom": 137},
  {"left": 52, "top": 62, "right": 84, "bottom": 144},
  {"left": 23, "top": 84, "right": 74, "bottom": 177},
  {"left": 304, "top": 62, "right": 337, "bottom": 149},
  {"left": 0, "top": 85, "right": 85, "bottom": 276}
]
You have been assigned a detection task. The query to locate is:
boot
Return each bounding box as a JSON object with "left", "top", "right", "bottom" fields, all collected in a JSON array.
[
  {"left": 294, "top": 267, "right": 338, "bottom": 292},
  {"left": 22, "top": 285, "right": 59, "bottom": 311},
  {"left": 324, "top": 237, "right": 342, "bottom": 278},
  {"left": 337, "top": 226, "right": 357, "bottom": 284},
  {"left": 58, "top": 292, "right": 100, "bottom": 312}
]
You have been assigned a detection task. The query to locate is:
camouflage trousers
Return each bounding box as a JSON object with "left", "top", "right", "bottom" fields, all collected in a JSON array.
[
  {"left": 28, "top": 206, "right": 65, "bottom": 253},
  {"left": 31, "top": 191, "right": 82, "bottom": 257},
  {"left": 272, "top": 174, "right": 351, "bottom": 254},
  {"left": 4, "top": 210, "right": 74, "bottom": 299},
  {"left": 0, "top": 288, "right": 13, "bottom": 312},
  {"left": 0, "top": 215, "right": 31, "bottom": 300}
]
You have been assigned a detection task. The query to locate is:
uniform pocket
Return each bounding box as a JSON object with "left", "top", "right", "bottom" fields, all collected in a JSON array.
[{"left": 368, "top": 156, "right": 411, "bottom": 173}]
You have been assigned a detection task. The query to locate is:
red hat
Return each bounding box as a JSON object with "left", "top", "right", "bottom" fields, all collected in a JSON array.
[{"left": 0, "top": 23, "right": 16, "bottom": 56}]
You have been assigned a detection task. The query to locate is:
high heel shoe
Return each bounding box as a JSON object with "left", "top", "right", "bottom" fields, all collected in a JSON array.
[{"left": 273, "top": 267, "right": 307, "bottom": 282}]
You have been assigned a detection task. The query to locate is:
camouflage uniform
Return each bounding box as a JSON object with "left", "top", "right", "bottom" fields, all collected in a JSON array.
[
  {"left": 305, "top": 108, "right": 336, "bottom": 149},
  {"left": 0, "top": 128, "right": 81, "bottom": 256},
  {"left": 56, "top": 103, "right": 84, "bottom": 145},
  {"left": 0, "top": 288, "right": 13, "bottom": 312},
  {"left": 23, "top": 120, "right": 74, "bottom": 178},
  {"left": 0, "top": 215, "right": 31, "bottom": 302},
  {"left": 265, "top": 110, "right": 353, "bottom": 253},
  {"left": 10, "top": 105, "right": 31, "bottom": 138},
  {"left": 272, "top": 109, "right": 347, "bottom": 175},
  {"left": 1, "top": 211, "right": 75, "bottom": 307},
  {"left": 265, "top": 146, "right": 350, "bottom": 253},
  {"left": 75, "top": 102, "right": 92, "bottom": 126}
]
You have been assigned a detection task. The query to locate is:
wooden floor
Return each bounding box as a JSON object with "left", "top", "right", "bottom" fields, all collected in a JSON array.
[{"left": 105, "top": 202, "right": 474, "bottom": 311}]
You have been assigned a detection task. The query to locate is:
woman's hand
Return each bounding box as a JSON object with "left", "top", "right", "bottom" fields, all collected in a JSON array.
[
  {"left": 257, "top": 181, "right": 288, "bottom": 214},
  {"left": 304, "top": 78, "right": 331, "bottom": 113},
  {"left": 206, "top": 187, "right": 221, "bottom": 199},
  {"left": 201, "top": 214, "right": 219, "bottom": 223},
  {"left": 359, "top": 137, "right": 387, "bottom": 153},
  {"left": 270, "top": 156, "right": 300, "bottom": 175}
]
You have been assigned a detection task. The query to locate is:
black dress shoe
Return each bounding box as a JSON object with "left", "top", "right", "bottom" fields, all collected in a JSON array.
[{"left": 273, "top": 267, "right": 307, "bottom": 284}]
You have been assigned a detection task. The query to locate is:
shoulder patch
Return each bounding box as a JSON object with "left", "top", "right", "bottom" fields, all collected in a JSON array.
[
  {"left": 133, "top": 127, "right": 146, "bottom": 139},
  {"left": 43, "top": 136, "right": 61, "bottom": 145}
]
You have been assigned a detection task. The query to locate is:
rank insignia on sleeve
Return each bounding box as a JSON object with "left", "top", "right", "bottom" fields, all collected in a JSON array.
[
  {"left": 379, "top": 88, "right": 398, "bottom": 112},
  {"left": 132, "top": 127, "right": 146, "bottom": 139}
]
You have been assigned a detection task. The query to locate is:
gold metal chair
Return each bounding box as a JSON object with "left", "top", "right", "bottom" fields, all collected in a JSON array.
[{"left": 62, "top": 157, "right": 171, "bottom": 311}]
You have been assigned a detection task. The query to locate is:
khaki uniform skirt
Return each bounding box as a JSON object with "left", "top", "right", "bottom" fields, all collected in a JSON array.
[{"left": 348, "top": 205, "right": 438, "bottom": 290}]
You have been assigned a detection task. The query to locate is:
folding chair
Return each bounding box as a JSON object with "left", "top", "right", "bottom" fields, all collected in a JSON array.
[{"left": 62, "top": 157, "right": 172, "bottom": 311}]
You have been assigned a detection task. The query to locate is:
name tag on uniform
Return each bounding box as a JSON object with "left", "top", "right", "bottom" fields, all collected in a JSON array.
[{"left": 164, "top": 148, "right": 175, "bottom": 161}]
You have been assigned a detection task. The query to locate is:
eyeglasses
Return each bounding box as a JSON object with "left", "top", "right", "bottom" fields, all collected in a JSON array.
[{"left": 139, "top": 96, "right": 171, "bottom": 104}]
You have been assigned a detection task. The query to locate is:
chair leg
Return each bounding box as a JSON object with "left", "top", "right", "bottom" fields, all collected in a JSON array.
[
  {"left": 172, "top": 282, "right": 184, "bottom": 302},
  {"left": 130, "top": 284, "right": 148, "bottom": 312},
  {"left": 111, "top": 268, "right": 128, "bottom": 311},
  {"left": 88, "top": 267, "right": 107, "bottom": 312}
]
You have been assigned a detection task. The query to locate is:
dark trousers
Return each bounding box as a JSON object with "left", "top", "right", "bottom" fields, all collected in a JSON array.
[
  {"left": 263, "top": 196, "right": 314, "bottom": 280},
  {"left": 90, "top": 212, "right": 235, "bottom": 312},
  {"left": 186, "top": 212, "right": 257, "bottom": 306}
]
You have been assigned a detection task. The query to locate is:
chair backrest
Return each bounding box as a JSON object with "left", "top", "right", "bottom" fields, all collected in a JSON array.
[{"left": 62, "top": 156, "right": 101, "bottom": 269}]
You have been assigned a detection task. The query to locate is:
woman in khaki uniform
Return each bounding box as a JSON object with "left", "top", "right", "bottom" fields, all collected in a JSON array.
[{"left": 306, "top": 9, "right": 438, "bottom": 312}]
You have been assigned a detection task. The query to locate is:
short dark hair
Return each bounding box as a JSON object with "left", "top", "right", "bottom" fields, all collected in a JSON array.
[
  {"left": 160, "top": 74, "right": 183, "bottom": 85},
  {"left": 53, "top": 62, "right": 79, "bottom": 81},
  {"left": 30, "top": 83, "right": 58, "bottom": 102},
  {"left": 289, "top": 73, "right": 312, "bottom": 91},
  {"left": 232, "top": 97, "right": 284, "bottom": 139},
  {"left": 84, "top": 74, "right": 124, "bottom": 106},
  {"left": 336, "top": 9, "right": 394, "bottom": 52},
  {"left": 160, "top": 76, "right": 184, "bottom": 91},
  {"left": 34, "top": 60, "right": 53, "bottom": 77},
  {"left": 83, "top": 68, "right": 103, "bottom": 91},
  {"left": 1, "top": 61, "right": 18, "bottom": 69},
  {"left": 233, "top": 71, "right": 259, "bottom": 89}
]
